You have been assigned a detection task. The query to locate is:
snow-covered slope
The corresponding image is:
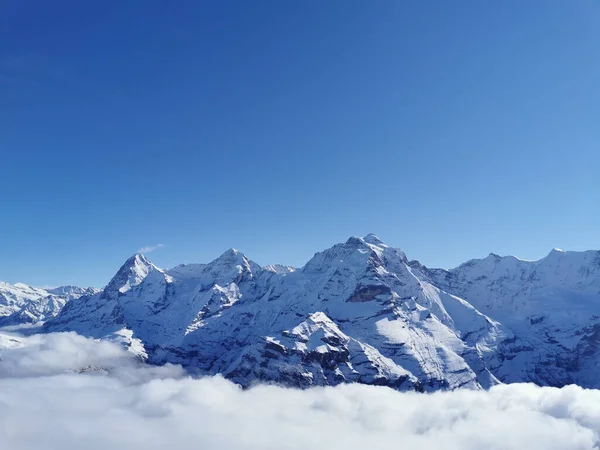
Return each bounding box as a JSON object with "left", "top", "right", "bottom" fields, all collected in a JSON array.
[
  {"left": 0, "top": 282, "right": 98, "bottom": 326},
  {"left": 44, "top": 236, "right": 504, "bottom": 391},
  {"left": 419, "top": 249, "right": 600, "bottom": 387},
  {"left": 43, "top": 236, "right": 600, "bottom": 391}
]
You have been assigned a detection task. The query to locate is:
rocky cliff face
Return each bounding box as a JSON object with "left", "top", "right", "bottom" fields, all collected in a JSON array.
[{"left": 43, "top": 235, "right": 600, "bottom": 391}]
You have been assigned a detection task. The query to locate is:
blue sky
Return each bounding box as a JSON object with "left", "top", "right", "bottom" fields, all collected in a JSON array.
[{"left": 1, "top": 1, "right": 599, "bottom": 287}]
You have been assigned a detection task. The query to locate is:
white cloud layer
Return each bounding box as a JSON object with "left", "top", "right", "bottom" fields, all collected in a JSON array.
[
  {"left": 0, "top": 331, "right": 599, "bottom": 450},
  {"left": 137, "top": 244, "right": 165, "bottom": 254}
]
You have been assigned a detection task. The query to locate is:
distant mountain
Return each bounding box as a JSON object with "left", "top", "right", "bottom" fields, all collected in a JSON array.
[
  {"left": 0, "top": 282, "right": 99, "bottom": 326},
  {"left": 419, "top": 248, "right": 600, "bottom": 387},
  {"left": 42, "top": 235, "right": 600, "bottom": 391}
]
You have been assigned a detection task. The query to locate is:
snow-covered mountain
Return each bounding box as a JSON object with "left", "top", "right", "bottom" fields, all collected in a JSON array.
[
  {"left": 43, "top": 235, "right": 600, "bottom": 391},
  {"left": 418, "top": 249, "right": 600, "bottom": 387},
  {"left": 0, "top": 282, "right": 99, "bottom": 326}
]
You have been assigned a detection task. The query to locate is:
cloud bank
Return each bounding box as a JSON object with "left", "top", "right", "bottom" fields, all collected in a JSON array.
[
  {"left": 137, "top": 244, "right": 165, "bottom": 254},
  {"left": 0, "top": 331, "right": 599, "bottom": 450}
]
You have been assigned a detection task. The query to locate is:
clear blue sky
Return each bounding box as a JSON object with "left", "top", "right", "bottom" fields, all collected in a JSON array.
[{"left": 1, "top": 0, "right": 599, "bottom": 287}]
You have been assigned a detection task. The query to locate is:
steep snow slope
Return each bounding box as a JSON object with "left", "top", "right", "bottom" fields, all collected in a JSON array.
[
  {"left": 0, "top": 282, "right": 98, "bottom": 326},
  {"left": 420, "top": 249, "right": 600, "bottom": 387},
  {"left": 45, "top": 236, "right": 505, "bottom": 391}
]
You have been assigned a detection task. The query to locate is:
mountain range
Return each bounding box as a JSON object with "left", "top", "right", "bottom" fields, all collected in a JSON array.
[
  {"left": 4, "top": 234, "right": 599, "bottom": 391},
  {"left": 0, "top": 283, "right": 99, "bottom": 327}
]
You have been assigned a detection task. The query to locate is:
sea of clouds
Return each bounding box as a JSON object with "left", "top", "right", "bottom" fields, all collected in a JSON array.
[{"left": 0, "top": 330, "right": 599, "bottom": 450}]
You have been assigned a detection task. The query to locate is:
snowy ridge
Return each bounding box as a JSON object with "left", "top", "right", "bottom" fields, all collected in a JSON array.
[
  {"left": 41, "top": 235, "right": 600, "bottom": 391},
  {"left": 421, "top": 248, "right": 600, "bottom": 386},
  {"left": 0, "top": 282, "right": 99, "bottom": 326}
]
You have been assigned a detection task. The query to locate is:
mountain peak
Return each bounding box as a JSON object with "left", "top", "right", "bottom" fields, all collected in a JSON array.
[
  {"left": 126, "top": 252, "right": 152, "bottom": 265},
  {"left": 343, "top": 234, "right": 391, "bottom": 252},
  {"left": 206, "top": 248, "right": 261, "bottom": 282},
  {"left": 363, "top": 233, "right": 386, "bottom": 246},
  {"left": 211, "top": 248, "right": 250, "bottom": 266},
  {"left": 304, "top": 235, "right": 394, "bottom": 273},
  {"left": 104, "top": 253, "right": 157, "bottom": 296},
  {"left": 219, "top": 248, "right": 241, "bottom": 258}
]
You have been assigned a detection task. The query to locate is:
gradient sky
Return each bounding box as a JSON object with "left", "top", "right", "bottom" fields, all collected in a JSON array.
[{"left": 1, "top": 0, "right": 599, "bottom": 287}]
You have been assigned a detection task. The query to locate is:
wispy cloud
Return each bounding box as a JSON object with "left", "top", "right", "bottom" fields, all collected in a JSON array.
[{"left": 137, "top": 244, "right": 166, "bottom": 254}]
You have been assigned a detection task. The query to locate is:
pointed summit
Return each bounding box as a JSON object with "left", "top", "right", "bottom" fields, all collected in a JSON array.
[
  {"left": 206, "top": 248, "right": 261, "bottom": 283},
  {"left": 216, "top": 248, "right": 242, "bottom": 259},
  {"left": 123, "top": 253, "right": 155, "bottom": 276},
  {"left": 127, "top": 252, "right": 151, "bottom": 265},
  {"left": 104, "top": 253, "right": 158, "bottom": 296},
  {"left": 211, "top": 248, "right": 250, "bottom": 268}
]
